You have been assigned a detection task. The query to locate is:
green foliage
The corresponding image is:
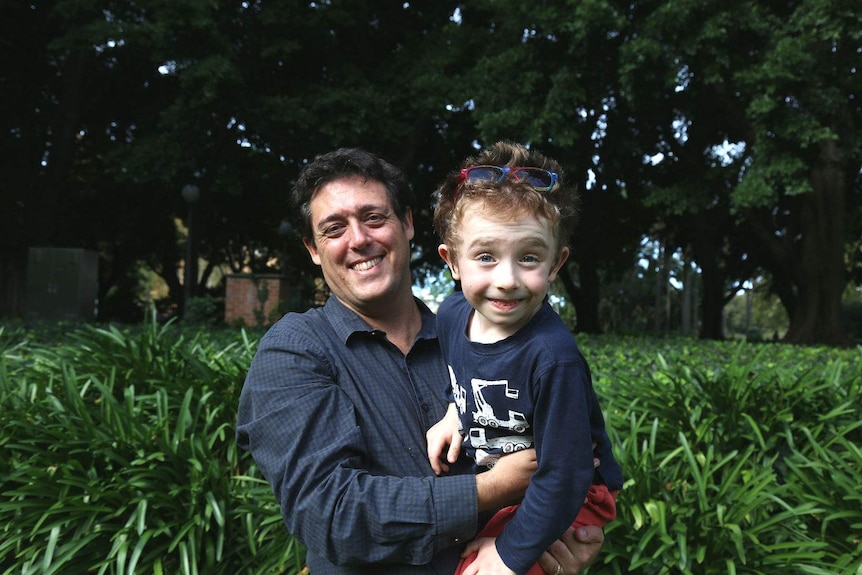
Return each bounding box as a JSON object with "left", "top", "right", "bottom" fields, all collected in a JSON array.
[
  {"left": 724, "top": 289, "right": 790, "bottom": 342},
  {"left": 2, "top": 325, "right": 861, "bottom": 574},
  {"left": 184, "top": 295, "right": 224, "bottom": 326},
  {"left": 580, "top": 335, "right": 862, "bottom": 574},
  {"left": 0, "top": 317, "right": 301, "bottom": 575}
]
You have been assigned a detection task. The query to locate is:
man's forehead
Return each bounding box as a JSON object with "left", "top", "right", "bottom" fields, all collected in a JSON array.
[
  {"left": 312, "top": 176, "right": 387, "bottom": 201},
  {"left": 309, "top": 177, "right": 393, "bottom": 220}
]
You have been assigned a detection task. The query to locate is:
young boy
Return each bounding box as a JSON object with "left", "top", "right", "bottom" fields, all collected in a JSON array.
[{"left": 427, "top": 142, "right": 622, "bottom": 575}]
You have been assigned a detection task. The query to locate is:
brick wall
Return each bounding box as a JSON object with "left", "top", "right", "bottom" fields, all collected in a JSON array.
[{"left": 224, "top": 274, "right": 290, "bottom": 327}]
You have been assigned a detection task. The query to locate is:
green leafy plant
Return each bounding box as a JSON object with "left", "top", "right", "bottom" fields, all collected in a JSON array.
[
  {"left": 2, "top": 326, "right": 860, "bottom": 574},
  {"left": 0, "top": 317, "right": 303, "bottom": 575},
  {"left": 583, "top": 336, "right": 862, "bottom": 574}
]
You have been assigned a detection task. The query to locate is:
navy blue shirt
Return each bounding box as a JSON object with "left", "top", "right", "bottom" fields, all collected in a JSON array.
[
  {"left": 437, "top": 292, "right": 623, "bottom": 574},
  {"left": 236, "top": 296, "right": 478, "bottom": 574}
]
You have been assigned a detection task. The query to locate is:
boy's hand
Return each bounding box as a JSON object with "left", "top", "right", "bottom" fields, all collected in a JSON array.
[
  {"left": 459, "top": 537, "right": 517, "bottom": 575},
  {"left": 426, "top": 403, "right": 463, "bottom": 475}
]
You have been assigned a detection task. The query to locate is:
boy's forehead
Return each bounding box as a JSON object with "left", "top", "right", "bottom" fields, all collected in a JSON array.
[{"left": 460, "top": 198, "right": 544, "bottom": 225}]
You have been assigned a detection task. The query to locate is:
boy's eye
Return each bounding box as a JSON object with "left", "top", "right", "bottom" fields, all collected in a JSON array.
[
  {"left": 478, "top": 254, "right": 494, "bottom": 263},
  {"left": 522, "top": 255, "right": 539, "bottom": 263}
]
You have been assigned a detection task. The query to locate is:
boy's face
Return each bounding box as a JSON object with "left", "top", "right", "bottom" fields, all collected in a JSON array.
[{"left": 438, "top": 200, "right": 568, "bottom": 342}]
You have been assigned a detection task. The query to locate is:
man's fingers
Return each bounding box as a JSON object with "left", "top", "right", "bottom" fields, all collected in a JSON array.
[{"left": 537, "top": 525, "right": 604, "bottom": 574}]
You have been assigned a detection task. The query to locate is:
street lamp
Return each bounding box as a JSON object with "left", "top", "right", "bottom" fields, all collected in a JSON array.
[
  {"left": 278, "top": 220, "right": 292, "bottom": 276},
  {"left": 181, "top": 184, "right": 200, "bottom": 319}
]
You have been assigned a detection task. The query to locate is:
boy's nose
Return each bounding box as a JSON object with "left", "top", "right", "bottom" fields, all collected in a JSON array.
[{"left": 493, "top": 261, "right": 520, "bottom": 290}]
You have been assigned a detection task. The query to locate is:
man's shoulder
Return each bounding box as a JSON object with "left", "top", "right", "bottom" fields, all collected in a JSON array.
[
  {"left": 266, "top": 298, "right": 366, "bottom": 341},
  {"left": 268, "top": 305, "right": 328, "bottom": 332}
]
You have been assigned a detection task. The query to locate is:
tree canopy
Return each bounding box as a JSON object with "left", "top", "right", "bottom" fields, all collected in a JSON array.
[{"left": 2, "top": 0, "right": 859, "bottom": 345}]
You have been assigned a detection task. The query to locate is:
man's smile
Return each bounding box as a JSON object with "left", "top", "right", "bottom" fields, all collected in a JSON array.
[{"left": 351, "top": 256, "right": 382, "bottom": 271}]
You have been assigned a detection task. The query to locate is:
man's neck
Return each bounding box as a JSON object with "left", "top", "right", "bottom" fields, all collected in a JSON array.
[{"left": 349, "top": 294, "right": 423, "bottom": 355}]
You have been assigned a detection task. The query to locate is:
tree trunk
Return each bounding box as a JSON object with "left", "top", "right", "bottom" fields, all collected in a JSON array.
[
  {"left": 557, "top": 262, "right": 603, "bottom": 334},
  {"left": 681, "top": 250, "right": 695, "bottom": 335},
  {"left": 783, "top": 140, "right": 848, "bottom": 345},
  {"left": 0, "top": 249, "right": 27, "bottom": 318},
  {"left": 746, "top": 140, "right": 848, "bottom": 346},
  {"left": 697, "top": 254, "right": 726, "bottom": 340}
]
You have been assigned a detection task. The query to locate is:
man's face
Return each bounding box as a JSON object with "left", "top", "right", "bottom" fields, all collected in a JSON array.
[{"left": 303, "top": 176, "right": 415, "bottom": 315}]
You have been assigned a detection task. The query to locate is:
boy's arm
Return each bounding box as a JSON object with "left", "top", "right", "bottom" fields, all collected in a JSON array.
[{"left": 426, "top": 402, "right": 463, "bottom": 475}]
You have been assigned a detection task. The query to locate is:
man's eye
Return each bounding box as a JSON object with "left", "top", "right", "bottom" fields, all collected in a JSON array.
[
  {"left": 322, "top": 225, "right": 345, "bottom": 238},
  {"left": 365, "top": 213, "right": 386, "bottom": 225}
]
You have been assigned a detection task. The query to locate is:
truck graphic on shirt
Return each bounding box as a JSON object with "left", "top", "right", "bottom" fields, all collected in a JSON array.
[
  {"left": 469, "top": 427, "right": 534, "bottom": 467},
  {"left": 470, "top": 378, "right": 529, "bottom": 433}
]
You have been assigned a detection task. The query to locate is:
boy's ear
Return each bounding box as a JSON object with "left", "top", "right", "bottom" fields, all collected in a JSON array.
[
  {"left": 438, "top": 244, "right": 461, "bottom": 280},
  {"left": 548, "top": 246, "right": 570, "bottom": 282}
]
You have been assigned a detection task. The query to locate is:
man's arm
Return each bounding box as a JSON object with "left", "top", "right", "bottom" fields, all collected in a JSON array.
[{"left": 474, "top": 447, "right": 536, "bottom": 511}]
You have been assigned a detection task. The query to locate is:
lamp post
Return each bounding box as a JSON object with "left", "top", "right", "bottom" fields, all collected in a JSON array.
[
  {"left": 278, "top": 220, "right": 292, "bottom": 276},
  {"left": 181, "top": 184, "right": 200, "bottom": 319}
]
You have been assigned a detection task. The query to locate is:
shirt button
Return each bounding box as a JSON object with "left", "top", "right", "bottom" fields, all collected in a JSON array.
[{"left": 421, "top": 403, "right": 430, "bottom": 412}]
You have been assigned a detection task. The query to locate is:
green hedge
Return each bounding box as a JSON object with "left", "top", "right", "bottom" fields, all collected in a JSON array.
[
  {"left": 0, "top": 319, "right": 301, "bottom": 575},
  {"left": 582, "top": 336, "right": 862, "bottom": 574},
  {"left": 1, "top": 323, "right": 860, "bottom": 574}
]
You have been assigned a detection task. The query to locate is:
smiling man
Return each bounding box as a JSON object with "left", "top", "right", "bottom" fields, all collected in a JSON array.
[{"left": 235, "top": 147, "right": 606, "bottom": 575}]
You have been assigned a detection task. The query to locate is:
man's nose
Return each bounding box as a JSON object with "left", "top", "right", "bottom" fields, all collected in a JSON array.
[{"left": 347, "top": 222, "right": 371, "bottom": 248}]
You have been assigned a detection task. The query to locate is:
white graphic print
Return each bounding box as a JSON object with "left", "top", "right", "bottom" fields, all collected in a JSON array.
[
  {"left": 448, "top": 365, "right": 467, "bottom": 415},
  {"left": 469, "top": 428, "right": 533, "bottom": 467},
  {"left": 470, "top": 378, "right": 528, "bottom": 432}
]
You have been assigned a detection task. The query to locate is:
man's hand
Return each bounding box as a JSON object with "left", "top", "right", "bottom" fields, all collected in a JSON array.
[{"left": 537, "top": 525, "right": 604, "bottom": 575}]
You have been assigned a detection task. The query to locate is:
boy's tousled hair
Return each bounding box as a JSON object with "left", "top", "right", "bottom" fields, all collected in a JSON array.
[{"left": 432, "top": 141, "right": 579, "bottom": 257}]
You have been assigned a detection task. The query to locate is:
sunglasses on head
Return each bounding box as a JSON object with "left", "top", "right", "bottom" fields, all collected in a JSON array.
[{"left": 458, "top": 165, "right": 559, "bottom": 192}]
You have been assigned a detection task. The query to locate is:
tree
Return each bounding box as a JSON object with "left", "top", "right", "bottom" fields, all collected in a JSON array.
[
  {"left": 617, "top": 0, "right": 861, "bottom": 345},
  {"left": 4, "top": 0, "right": 858, "bottom": 344},
  {"left": 430, "top": 1, "right": 651, "bottom": 333},
  {"left": 1, "top": 1, "right": 471, "bottom": 319}
]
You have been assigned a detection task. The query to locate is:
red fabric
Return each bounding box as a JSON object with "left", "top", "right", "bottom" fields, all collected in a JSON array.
[{"left": 454, "top": 484, "right": 618, "bottom": 575}]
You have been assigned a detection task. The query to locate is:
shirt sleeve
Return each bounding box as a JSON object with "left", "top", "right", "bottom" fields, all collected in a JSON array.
[
  {"left": 494, "top": 358, "right": 597, "bottom": 573},
  {"left": 235, "top": 317, "right": 478, "bottom": 566}
]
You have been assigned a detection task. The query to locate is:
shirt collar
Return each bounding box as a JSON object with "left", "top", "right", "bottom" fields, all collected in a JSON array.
[{"left": 323, "top": 295, "right": 438, "bottom": 345}]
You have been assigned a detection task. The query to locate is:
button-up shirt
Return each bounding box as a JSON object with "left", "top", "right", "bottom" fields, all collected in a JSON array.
[{"left": 236, "top": 296, "right": 478, "bottom": 574}]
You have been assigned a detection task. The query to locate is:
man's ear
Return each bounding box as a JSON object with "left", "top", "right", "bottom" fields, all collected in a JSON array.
[
  {"left": 303, "top": 237, "right": 322, "bottom": 266},
  {"left": 403, "top": 208, "right": 415, "bottom": 241},
  {"left": 548, "top": 246, "right": 570, "bottom": 282},
  {"left": 437, "top": 244, "right": 460, "bottom": 281}
]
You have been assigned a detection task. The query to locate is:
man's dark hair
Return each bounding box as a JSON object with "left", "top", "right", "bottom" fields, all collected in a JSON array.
[{"left": 290, "top": 148, "right": 414, "bottom": 244}]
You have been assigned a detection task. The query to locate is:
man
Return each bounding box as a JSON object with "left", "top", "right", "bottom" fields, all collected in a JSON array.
[{"left": 236, "top": 147, "right": 605, "bottom": 574}]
